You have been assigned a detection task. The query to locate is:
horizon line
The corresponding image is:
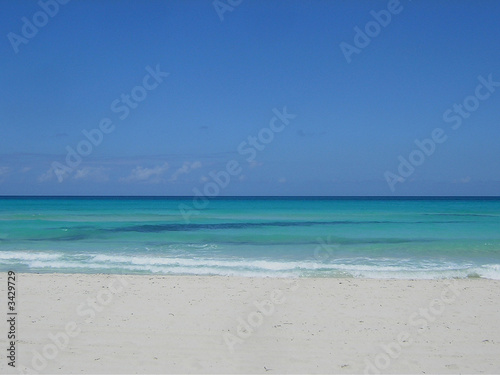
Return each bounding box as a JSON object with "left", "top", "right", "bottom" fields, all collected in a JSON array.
[{"left": 1, "top": 195, "right": 500, "bottom": 199}]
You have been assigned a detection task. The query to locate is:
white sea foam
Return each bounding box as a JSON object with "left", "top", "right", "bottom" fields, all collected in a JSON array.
[
  {"left": 90, "top": 254, "right": 321, "bottom": 271},
  {"left": 28, "top": 260, "right": 116, "bottom": 270},
  {"left": 25, "top": 258, "right": 294, "bottom": 277},
  {"left": 472, "top": 264, "right": 500, "bottom": 280},
  {"left": 4, "top": 250, "right": 500, "bottom": 280},
  {"left": 0, "top": 251, "right": 63, "bottom": 261}
]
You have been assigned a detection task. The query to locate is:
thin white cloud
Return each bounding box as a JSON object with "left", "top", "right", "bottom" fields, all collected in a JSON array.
[
  {"left": 249, "top": 161, "right": 263, "bottom": 169},
  {"left": 21, "top": 167, "right": 32, "bottom": 173},
  {"left": 73, "top": 167, "right": 109, "bottom": 182},
  {"left": 170, "top": 161, "right": 202, "bottom": 181},
  {"left": 278, "top": 177, "right": 287, "bottom": 183},
  {"left": 121, "top": 162, "right": 169, "bottom": 183},
  {"left": 453, "top": 176, "right": 472, "bottom": 184},
  {"left": 191, "top": 161, "right": 202, "bottom": 169}
]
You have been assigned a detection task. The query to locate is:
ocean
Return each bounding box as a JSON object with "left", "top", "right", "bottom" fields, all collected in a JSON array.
[{"left": 0, "top": 197, "right": 499, "bottom": 279}]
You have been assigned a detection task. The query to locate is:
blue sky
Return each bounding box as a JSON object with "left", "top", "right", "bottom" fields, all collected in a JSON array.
[{"left": 0, "top": 0, "right": 499, "bottom": 196}]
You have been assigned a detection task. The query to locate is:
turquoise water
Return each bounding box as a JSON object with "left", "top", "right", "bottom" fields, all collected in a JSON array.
[{"left": 1, "top": 197, "right": 499, "bottom": 279}]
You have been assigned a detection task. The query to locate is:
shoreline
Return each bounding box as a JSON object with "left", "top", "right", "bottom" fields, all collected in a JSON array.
[
  {"left": 1, "top": 273, "right": 499, "bottom": 373},
  {"left": 3, "top": 270, "right": 500, "bottom": 280}
]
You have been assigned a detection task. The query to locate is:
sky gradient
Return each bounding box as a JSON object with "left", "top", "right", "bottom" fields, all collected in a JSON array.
[{"left": 1, "top": 0, "right": 499, "bottom": 196}]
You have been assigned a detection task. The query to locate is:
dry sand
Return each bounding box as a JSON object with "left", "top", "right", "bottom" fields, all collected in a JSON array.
[{"left": 1, "top": 273, "right": 500, "bottom": 374}]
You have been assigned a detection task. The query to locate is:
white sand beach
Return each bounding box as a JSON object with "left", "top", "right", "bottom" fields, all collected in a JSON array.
[{"left": 1, "top": 273, "right": 500, "bottom": 374}]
